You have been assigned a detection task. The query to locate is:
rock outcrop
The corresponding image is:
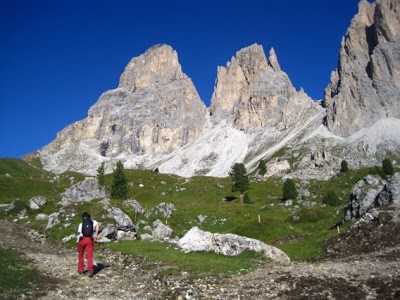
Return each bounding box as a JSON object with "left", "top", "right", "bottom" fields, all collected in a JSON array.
[
  {"left": 324, "top": 0, "right": 400, "bottom": 137},
  {"left": 39, "top": 44, "right": 206, "bottom": 174},
  {"left": 344, "top": 172, "right": 400, "bottom": 224},
  {"left": 60, "top": 177, "right": 106, "bottom": 206},
  {"left": 210, "top": 44, "right": 321, "bottom": 132}
]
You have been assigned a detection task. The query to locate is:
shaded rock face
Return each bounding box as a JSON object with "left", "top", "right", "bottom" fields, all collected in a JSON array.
[
  {"left": 210, "top": 44, "right": 321, "bottom": 132},
  {"left": 324, "top": 0, "right": 400, "bottom": 137},
  {"left": 40, "top": 44, "right": 206, "bottom": 171}
]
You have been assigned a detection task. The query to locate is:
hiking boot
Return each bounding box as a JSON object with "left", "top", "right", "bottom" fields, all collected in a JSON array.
[
  {"left": 87, "top": 271, "right": 94, "bottom": 278},
  {"left": 78, "top": 271, "right": 85, "bottom": 275}
]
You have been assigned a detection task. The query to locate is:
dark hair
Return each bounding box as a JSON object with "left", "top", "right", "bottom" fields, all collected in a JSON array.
[{"left": 82, "top": 212, "right": 91, "bottom": 220}]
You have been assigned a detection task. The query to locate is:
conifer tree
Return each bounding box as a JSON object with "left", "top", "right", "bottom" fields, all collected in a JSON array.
[
  {"left": 258, "top": 160, "right": 267, "bottom": 176},
  {"left": 110, "top": 161, "right": 128, "bottom": 199},
  {"left": 282, "top": 178, "right": 298, "bottom": 200},
  {"left": 382, "top": 158, "right": 394, "bottom": 176},
  {"left": 229, "top": 163, "right": 250, "bottom": 195},
  {"left": 97, "top": 162, "right": 105, "bottom": 187}
]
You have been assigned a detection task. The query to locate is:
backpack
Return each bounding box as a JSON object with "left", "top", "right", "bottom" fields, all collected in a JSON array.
[{"left": 82, "top": 217, "right": 94, "bottom": 237}]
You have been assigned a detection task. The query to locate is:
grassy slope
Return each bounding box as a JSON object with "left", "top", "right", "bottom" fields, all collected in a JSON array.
[
  {"left": 0, "top": 246, "right": 53, "bottom": 298},
  {"left": 0, "top": 158, "right": 393, "bottom": 276}
]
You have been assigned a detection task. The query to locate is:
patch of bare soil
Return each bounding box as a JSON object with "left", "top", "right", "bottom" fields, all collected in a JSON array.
[{"left": 0, "top": 219, "right": 399, "bottom": 299}]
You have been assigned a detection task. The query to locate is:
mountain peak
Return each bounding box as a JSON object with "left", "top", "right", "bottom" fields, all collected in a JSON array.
[{"left": 119, "top": 44, "right": 185, "bottom": 92}]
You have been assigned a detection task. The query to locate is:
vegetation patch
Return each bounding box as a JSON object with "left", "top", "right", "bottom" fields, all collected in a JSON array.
[
  {"left": 0, "top": 247, "right": 57, "bottom": 298},
  {"left": 105, "top": 240, "right": 270, "bottom": 276}
]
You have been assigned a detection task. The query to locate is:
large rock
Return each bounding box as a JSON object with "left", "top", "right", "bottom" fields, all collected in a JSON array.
[
  {"left": 344, "top": 173, "right": 400, "bottom": 223},
  {"left": 106, "top": 207, "right": 137, "bottom": 241},
  {"left": 141, "top": 219, "right": 173, "bottom": 241},
  {"left": 178, "top": 227, "right": 290, "bottom": 264},
  {"left": 123, "top": 199, "right": 146, "bottom": 215},
  {"left": 324, "top": 0, "right": 400, "bottom": 137},
  {"left": 29, "top": 196, "right": 47, "bottom": 210},
  {"left": 345, "top": 175, "right": 386, "bottom": 222},
  {"left": 106, "top": 207, "right": 135, "bottom": 229},
  {"left": 60, "top": 177, "right": 106, "bottom": 206}
]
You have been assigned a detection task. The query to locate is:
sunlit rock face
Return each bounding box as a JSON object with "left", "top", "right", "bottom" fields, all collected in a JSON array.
[
  {"left": 324, "top": 0, "right": 400, "bottom": 137},
  {"left": 209, "top": 44, "right": 321, "bottom": 132},
  {"left": 40, "top": 44, "right": 207, "bottom": 172}
]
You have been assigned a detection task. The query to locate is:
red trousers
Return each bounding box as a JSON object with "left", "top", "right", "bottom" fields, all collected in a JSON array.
[{"left": 78, "top": 236, "right": 94, "bottom": 272}]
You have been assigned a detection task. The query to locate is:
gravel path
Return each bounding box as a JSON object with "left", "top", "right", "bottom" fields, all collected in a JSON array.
[{"left": 1, "top": 219, "right": 399, "bottom": 299}]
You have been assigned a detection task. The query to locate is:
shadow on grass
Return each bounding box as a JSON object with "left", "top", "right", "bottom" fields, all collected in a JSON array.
[{"left": 223, "top": 196, "right": 237, "bottom": 202}]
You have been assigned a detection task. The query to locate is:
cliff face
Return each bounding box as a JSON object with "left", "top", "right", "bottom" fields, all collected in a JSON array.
[
  {"left": 210, "top": 44, "right": 321, "bottom": 132},
  {"left": 41, "top": 44, "right": 207, "bottom": 162},
  {"left": 324, "top": 0, "right": 400, "bottom": 137}
]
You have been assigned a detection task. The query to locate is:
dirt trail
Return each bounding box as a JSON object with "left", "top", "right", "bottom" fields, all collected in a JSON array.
[{"left": 1, "top": 219, "right": 399, "bottom": 299}]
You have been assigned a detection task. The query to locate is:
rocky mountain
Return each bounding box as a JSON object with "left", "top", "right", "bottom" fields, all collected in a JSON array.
[
  {"left": 39, "top": 45, "right": 207, "bottom": 173},
  {"left": 37, "top": 0, "right": 400, "bottom": 179},
  {"left": 210, "top": 44, "right": 320, "bottom": 132},
  {"left": 324, "top": 0, "right": 400, "bottom": 137}
]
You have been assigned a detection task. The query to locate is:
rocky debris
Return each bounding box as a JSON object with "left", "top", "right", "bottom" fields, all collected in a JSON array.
[
  {"left": 197, "top": 214, "right": 207, "bottom": 224},
  {"left": 1, "top": 216, "right": 400, "bottom": 299},
  {"left": 345, "top": 175, "right": 386, "bottom": 221},
  {"left": 97, "top": 224, "right": 116, "bottom": 242},
  {"left": 178, "top": 227, "right": 290, "bottom": 264},
  {"left": 146, "top": 202, "right": 176, "bottom": 219},
  {"left": 46, "top": 212, "right": 61, "bottom": 230},
  {"left": 35, "top": 213, "right": 48, "bottom": 220},
  {"left": 28, "top": 196, "right": 47, "bottom": 210},
  {"left": 141, "top": 219, "right": 174, "bottom": 241},
  {"left": 378, "top": 172, "right": 400, "bottom": 205},
  {"left": 123, "top": 199, "right": 146, "bottom": 215},
  {"left": 106, "top": 207, "right": 136, "bottom": 240},
  {"left": 344, "top": 173, "right": 400, "bottom": 225},
  {"left": 324, "top": 0, "right": 400, "bottom": 137},
  {"left": 60, "top": 177, "right": 106, "bottom": 206},
  {"left": 266, "top": 159, "right": 290, "bottom": 177}
]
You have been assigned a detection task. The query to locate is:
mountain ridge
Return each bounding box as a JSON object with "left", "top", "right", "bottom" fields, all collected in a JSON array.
[{"left": 37, "top": 0, "right": 400, "bottom": 179}]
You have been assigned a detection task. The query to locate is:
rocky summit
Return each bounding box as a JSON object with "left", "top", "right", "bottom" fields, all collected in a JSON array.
[{"left": 37, "top": 0, "right": 400, "bottom": 179}]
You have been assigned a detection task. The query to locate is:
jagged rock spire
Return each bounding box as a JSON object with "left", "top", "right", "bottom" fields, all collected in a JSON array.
[
  {"left": 268, "top": 47, "right": 281, "bottom": 72},
  {"left": 210, "top": 43, "right": 320, "bottom": 132},
  {"left": 324, "top": 0, "right": 400, "bottom": 137},
  {"left": 119, "top": 44, "right": 185, "bottom": 92}
]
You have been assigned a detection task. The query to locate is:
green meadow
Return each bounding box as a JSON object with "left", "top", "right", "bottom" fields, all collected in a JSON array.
[{"left": 0, "top": 158, "right": 393, "bottom": 284}]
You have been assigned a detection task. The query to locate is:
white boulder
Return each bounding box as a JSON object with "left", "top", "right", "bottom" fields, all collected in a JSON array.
[{"left": 178, "top": 227, "right": 290, "bottom": 264}]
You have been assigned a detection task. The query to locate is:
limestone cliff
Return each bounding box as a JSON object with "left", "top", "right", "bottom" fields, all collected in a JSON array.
[
  {"left": 324, "top": 0, "right": 400, "bottom": 137},
  {"left": 39, "top": 45, "right": 206, "bottom": 172},
  {"left": 210, "top": 44, "right": 321, "bottom": 132}
]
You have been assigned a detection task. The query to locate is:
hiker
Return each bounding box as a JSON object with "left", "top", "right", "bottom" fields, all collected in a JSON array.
[{"left": 77, "top": 212, "right": 99, "bottom": 277}]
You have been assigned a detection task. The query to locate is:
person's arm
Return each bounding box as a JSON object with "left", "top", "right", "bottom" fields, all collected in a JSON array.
[{"left": 94, "top": 222, "right": 100, "bottom": 239}]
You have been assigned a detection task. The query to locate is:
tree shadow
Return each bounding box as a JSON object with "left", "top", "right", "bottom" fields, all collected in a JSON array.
[{"left": 223, "top": 196, "right": 237, "bottom": 202}]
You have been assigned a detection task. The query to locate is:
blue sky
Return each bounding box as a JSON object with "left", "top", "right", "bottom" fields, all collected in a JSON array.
[{"left": 0, "top": 0, "right": 360, "bottom": 158}]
